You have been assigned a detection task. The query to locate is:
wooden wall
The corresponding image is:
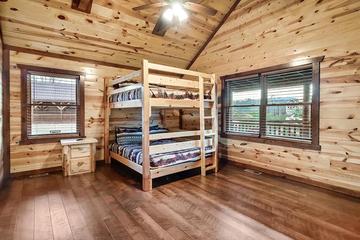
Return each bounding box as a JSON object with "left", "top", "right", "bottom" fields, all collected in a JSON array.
[
  {"left": 190, "top": 0, "right": 360, "bottom": 193},
  {"left": 9, "top": 51, "right": 129, "bottom": 173}
]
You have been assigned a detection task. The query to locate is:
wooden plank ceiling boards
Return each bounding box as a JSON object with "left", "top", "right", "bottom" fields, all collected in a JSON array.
[
  {"left": 0, "top": 0, "right": 237, "bottom": 69},
  {"left": 186, "top": 0, "right": 242, "bottom": 70}
]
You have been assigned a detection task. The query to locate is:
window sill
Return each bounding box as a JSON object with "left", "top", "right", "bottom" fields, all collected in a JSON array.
[
  {"left": 221, "top": 133, "right": 321, "bottom": 151},
  {"left": 20, "top": 135, "right": 86, "bottom": 145}
]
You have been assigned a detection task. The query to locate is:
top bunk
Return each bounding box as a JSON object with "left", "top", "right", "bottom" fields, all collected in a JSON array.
[{"left": 106, "top": 60, "right": 216, "bottom": 109}]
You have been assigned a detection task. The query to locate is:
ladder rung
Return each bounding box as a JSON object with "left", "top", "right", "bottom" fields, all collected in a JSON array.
[
  {"left": 204, "top": 99, "right": 214, "bottom": 102},
  {"left": 204, "top": 116, "right": 214, "bottom": 119},
  {"left": 205, "top": 133, "right": 216, "bottom": 137},
  {"left": 206, "top": 165, "right": 216, "bottom": 171},
  {"left": 205, "top": 149, "right": 215, "bottom": 154},
  {"left": 204, "top": 82, "right": 214, "bottom": 85}
]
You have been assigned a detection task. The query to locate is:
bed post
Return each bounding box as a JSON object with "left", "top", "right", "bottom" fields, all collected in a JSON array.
[
  {"left": 104, "top": 77, "right": 111, "bottom": 164},
  {"left": 199, "top": 76, "right": 206, "bottom": 176},
  {"left": 211, "top": 74, "right": 219, "bottom": 173},
  {"left": 142, "top": 59, "right": 152, "bottom": 191}
]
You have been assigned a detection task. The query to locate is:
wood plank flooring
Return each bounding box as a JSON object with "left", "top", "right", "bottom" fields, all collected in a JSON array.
[{"left": 0, "top": 163, "right": 359, "bottom": 240}]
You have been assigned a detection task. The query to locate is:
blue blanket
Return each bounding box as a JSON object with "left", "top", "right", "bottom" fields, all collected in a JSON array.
[{"left": 110, "top": 140, "right": 213, "bottom": 168}]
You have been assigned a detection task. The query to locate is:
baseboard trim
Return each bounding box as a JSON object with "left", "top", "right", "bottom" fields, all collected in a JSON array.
[
  {"left": 11, "top": 166, "right": 62, "bottom": 178},
  {"left": 96, "top": 159, "right": 106, "bottom": 166},
  {"left": 224, "top": 159, "right": 360, "bottom": 198},
  {"left": 11, "top": 160, "right": 106, "bottom": 178}
]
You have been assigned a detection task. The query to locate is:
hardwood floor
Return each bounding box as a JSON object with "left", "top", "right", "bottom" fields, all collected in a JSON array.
[{"left": 0, "top": 163, "right": 359, "bottom": 240}]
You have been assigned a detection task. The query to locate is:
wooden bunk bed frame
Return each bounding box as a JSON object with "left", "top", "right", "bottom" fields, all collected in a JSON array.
[{"left": 104, "top": 59, "right": 218, "bottom": 191}]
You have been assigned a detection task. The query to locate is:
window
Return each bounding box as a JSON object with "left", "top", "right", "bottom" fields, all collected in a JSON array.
[
  {"left": 221, "top": 57, "right": 323, "bottom": 150},
  {"left": 19, "top": 65, "right": 85, "bottom": 144}
]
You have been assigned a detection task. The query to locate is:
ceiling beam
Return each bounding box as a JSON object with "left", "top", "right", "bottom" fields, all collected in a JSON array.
[
  {"left": 4, "top": 45, "right": 139, "bottom": 70},
  {"left": 186, "top": 0, "right": 241, "bottom": 70},
  {"left": 71, "top": 0, "right": 93, "bottom": 14}
]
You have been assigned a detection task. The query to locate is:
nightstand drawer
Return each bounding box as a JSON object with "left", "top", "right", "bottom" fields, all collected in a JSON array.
[
  {"left": 70, "top": 157, "right": 91, "bottom": 175},
  {"left": 70, "top": 144, "right": 91, "bottom": 158}
]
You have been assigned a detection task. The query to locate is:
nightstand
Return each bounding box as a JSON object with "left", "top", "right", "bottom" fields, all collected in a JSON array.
[{"left": 60, "top": 138, "right": 98, "bottom": 176}]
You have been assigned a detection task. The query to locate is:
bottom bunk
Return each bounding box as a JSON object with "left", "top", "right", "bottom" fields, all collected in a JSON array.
[
  {"left": 110, "top": 151, "right": 214, "bottom": 179},
  {"left": 110, "top": 140, "right": 214, "bottom": 179}
]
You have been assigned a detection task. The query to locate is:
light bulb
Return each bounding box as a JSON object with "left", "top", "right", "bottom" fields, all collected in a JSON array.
[
  {"left": 172, "top": 2, "right": 183, "bottom": 12},
  {"left": 172, "top": 2, "right": 188, "bottom": 22},
  {"left": 177, "top": 8, "right": 188, "bottom": 22},
  {"left": 162, "top": 8, "right": 174, "bottom": 22}
]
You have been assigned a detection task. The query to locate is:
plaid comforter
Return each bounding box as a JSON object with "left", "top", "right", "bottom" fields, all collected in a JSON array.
[
  {"left": 109, "top": 85, "right": 211, "bottom": 103},
  {"left": 110, "top": 140, "right": 213, "bottom": 168}
]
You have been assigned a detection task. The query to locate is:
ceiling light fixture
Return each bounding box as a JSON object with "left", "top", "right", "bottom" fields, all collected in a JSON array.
[
  {"left": 172, "top": 2, "right": 188, "bottom": 22},
  {"left": 162, "top": 8, "right": 174, "bottom": 22},
  {"left": 162, "top": 2, "right": 188, "bottom": 23}
]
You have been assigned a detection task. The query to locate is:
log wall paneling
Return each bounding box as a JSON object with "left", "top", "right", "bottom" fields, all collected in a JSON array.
[
  {"left": 8, "top": 51, "right": 131, "bottom": 173},
  {"left": 189, "top": 0, "right": 360, "bottom": 194}
]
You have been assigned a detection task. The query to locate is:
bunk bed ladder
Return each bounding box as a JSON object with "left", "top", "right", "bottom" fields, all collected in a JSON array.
[{"left": 199, "top": 74, "right": 218, "bottom": 176}]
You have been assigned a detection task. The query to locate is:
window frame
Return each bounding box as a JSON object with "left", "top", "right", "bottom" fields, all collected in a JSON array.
[
  {"left": 220, "top": 57, "right": 324, "bottom": 150},
  {"left": 19, "top": 65, "right": 85, "bottom": 145}
]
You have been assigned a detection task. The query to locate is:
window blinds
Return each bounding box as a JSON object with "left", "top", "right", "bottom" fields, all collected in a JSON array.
[
  {"left": 224, "top": 75, "right": 261, "bottom": 135},
  {"left": 224, "top": 65, "right": 314, "bottom": 143},
  {"left": 264, "top": 67, "right": 313, "bottom": 142},
  {"left": 26, "top": 72, "right": 80, "bottom": 136}
]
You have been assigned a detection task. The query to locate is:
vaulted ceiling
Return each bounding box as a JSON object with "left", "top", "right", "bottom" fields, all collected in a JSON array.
[{"left": 0, "top": 0, "right": 236, "bottom": 69}]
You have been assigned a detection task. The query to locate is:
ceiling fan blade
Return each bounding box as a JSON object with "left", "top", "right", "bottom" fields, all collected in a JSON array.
[
  {"left": 183, "top": 2, "right": 217, "bottom": 16},
  {"left": 133, "top": 2, "right": 168, "bottom": 11},
  {"left": 152, "top": 17, "right": 172, "bottom": 36}
]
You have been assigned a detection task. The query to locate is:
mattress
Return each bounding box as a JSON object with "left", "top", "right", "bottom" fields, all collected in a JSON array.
[
  {"left": 110, "top": 140, "right": 213, "bottom": 169},
  {"left": 109, "top": 83, "right": 211, "bottom": 103},
  {"left": 115, "top": 125, "right": 168, "bottom": 145}
]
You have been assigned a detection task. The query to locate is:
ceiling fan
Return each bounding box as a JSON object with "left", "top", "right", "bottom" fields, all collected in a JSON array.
[{"left": 133, "top": 0, "right": 218, "bottom": 36}]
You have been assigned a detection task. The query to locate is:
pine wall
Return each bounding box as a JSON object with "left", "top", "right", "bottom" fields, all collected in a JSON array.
[
  {"left": 190, "top": 0, "right": 360, "bottom": 194},
  {"left": 8, "top": 51, "right": 127, "bottom": 173}
]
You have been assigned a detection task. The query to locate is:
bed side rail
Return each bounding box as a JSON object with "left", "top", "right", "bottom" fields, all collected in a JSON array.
[{"left": 110, "top": 70, "right": 141, "bottom": 87}]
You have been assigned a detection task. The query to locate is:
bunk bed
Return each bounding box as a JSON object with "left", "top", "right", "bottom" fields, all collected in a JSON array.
[{"left": 104, "top": 60, "right": 218, "bottom": 191}]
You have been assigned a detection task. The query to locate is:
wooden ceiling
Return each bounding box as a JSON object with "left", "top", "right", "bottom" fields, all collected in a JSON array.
[{"left": 0, "top": 0, "right": 236, "bottom": 69}]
